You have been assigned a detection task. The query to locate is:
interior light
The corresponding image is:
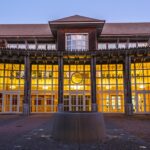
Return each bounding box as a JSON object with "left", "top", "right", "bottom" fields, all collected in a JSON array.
[
  {"left": 71, "top": 85, "right": 83, "bottom": 90},
  {"left": 139, "top": 85, "right": 145, "bottom": 89},
  {"left": 10, "top": 85, "right": 16, "bottom": 89},
  {"left": 43, "top": 86, "right": 49, "bottom": 90}
]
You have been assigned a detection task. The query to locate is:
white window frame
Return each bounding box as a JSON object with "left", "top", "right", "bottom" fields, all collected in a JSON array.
[{"left": 65, "top": 33, "right": 89, "bottom": 51}]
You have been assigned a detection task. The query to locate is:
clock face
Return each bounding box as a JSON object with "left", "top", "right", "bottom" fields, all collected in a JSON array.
[{"left": 71, "top": 72, "right": 83, "bottom": 84}]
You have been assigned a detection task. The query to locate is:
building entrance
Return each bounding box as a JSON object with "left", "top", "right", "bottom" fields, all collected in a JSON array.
[
  {"left": 63, "top": 93, "right": 91, "bottom": 111},
  {"left": 63, "top": 64, "right": 91, "bottom": 112},
  {"left": 101, "top": 93, "right": 124, "bottom": 112},
  {"left": 1, "top": 93, "right": 23, "bottom": 113},
  {"left": 136, "top": 92, "right": 150, "bottom": 113}
]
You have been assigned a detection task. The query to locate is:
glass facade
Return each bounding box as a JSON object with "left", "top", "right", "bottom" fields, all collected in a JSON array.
[
  {"left": 63, "top": 65, "right": 91, "bottom": 111},
  {"left": 131, "top": 63, "right": 150, "bottom": 113},
  {"left": 96, "top": 64, "right": 124, "bottom": 113},
  {"left": 0, "top": 61, "right": 149, "bottom": 114},
  {"left": 0, "top": 64, "right": 24, "bottom": 113},
  {"left": 31, "top": 64, "right": 58, "bottom": 112}
]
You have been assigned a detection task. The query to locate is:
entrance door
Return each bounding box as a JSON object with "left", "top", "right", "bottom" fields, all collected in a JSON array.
[
  {"left": 111, "top": 95, "right": 122, "bottom": 111},
  {"left": 104, "top": 94, "right": 123, "bottom": 112},
  {"left": 136, "top": 92, "right": 150, "bottom": 113},
  {"left": 4, "top": 93, "right": 19, "bottom": 113},
  {"left": 63, "top": 94, "right": 91, "bottom": 112}
]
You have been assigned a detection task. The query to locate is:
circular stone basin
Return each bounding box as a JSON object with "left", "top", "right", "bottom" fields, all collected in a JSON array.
[{"left": 51, "top": 112, "right": 106, "bottom": 143}]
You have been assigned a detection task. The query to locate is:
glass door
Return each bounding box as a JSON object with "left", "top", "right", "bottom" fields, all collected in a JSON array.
[
  {"left": 63, "top": 94, "right": 91, "bottom": 112},
  {"left": 4, "top": 93, "right": 19, "bottom": 113},
  {"left": 63, "top": 64, "right": 91, "bottom": 112},
  {"left": 103, "top": 94, "right": 123, "bottom": 112},
  {"left": 136, "top": 92, "right": 150, "bottom": 113}
]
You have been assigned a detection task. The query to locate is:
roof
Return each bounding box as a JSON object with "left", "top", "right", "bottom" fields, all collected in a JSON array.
[
  {"left": 50, "top": 15, "right": 104, "bottom": 23},
  {"left": 102, "top": 23, "right": 150, "bottom": 36},
  {"left": 0, "top": 21, "right": 150, "bottom": 37},
  {"left": 0, "top": 24, "right": 52, "bottom": 37},
  {"left": 49, "top": 15, "right": 105, "bottom": 36}
]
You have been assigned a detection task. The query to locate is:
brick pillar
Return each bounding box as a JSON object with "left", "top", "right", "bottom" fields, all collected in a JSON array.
[
  {"left": 123, "top": 55, "right": 133, "bottom": 115},
  {"left": 23, "top": 55, "right": 31, "bottom": 115},
  {"left": 90, "top": 55, "right": 97, "bottom": 111},
  {"left": 58, "top": 55, "right": 64, "bottom": 112}
]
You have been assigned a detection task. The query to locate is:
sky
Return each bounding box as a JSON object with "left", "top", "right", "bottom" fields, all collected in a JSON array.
[{"left": 0, "top": 0, "right": 150, "bottom": 24}]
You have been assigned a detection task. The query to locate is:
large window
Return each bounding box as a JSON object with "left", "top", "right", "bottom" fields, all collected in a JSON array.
[
  {"left": 0, "top": 64, "right": 24, "bottom": 113},
  {"left": 66, "top": 34, "right": 88, "bottom": 51},
  {"left": 31, "top": 64, "right": 58, "bottom": 112},
  {"left": 96, "top": 64, "right": 124, "bottom": 113},
  {"left": 63, "top": 64, "right": 91, "bottom": 111},
  {"left": 131, "top": 62, "right": 150, "bottom": 113}
]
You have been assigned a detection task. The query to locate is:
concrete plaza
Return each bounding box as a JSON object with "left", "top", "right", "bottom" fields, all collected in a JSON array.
[{"left": 0, "top": 114, "right": 149, "bottom": 150}]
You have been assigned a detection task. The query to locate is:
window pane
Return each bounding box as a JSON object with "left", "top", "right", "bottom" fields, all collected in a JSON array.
[{"left": 66, "top": 34, "right": 88, "bottom": 51}]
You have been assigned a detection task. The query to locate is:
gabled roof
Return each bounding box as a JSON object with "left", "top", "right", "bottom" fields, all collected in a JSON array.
[
  {"left": 49, "top": 15, "right": 105, "bottom": 37},
  {"left": 50, "top": 15, "right": 105, "bottom": 23}
]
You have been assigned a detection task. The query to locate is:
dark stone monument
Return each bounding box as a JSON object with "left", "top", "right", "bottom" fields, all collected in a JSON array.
[{"left": 51, "top": 112, "right": 106, "bottom": 143}]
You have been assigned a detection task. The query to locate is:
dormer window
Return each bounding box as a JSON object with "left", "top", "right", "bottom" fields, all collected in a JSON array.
[{"left": 66, "top": 33, "right": 88, "bottom": 51}]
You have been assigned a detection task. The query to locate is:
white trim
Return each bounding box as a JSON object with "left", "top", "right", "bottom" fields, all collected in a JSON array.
[{"left": 65, "top": 33, "right": 89, "bottom": 51}]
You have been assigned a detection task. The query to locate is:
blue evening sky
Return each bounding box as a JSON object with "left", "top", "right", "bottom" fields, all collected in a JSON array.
[{"left": 0, "top": 0, "right": 150, "bottom": 24}]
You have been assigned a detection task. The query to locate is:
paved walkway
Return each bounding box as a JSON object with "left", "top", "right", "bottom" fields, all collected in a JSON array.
[{"left": 0, "top": 114, "right": 149, "bottom": 150}]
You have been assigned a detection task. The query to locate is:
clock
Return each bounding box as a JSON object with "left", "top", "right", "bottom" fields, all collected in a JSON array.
[{"left": 71, "top": 72, "right": 83, "bottom": 84}]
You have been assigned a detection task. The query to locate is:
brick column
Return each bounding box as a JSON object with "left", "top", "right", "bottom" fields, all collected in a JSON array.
[
  {"left": 123, "top": 55, "right": 133, "bottom": 115},
  {"left": 90, "top": 55, "right": 97, "bottom": 111},
  {"left": 58, "top": 55, "right": 64, "bottom": 112},
  {"left": 23, "top": 55, "right": 31, "bottom": 115}
]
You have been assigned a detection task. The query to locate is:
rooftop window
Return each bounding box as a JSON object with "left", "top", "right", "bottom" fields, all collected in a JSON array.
[{"left": 66, "top": 33, "right": 88, "bottom": 51}]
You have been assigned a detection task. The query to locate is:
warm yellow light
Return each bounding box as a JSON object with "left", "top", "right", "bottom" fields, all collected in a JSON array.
[
  {"left": 10, "top": 85, "right": 16, "bottom": 89},
  {"left": 139, "top": 85, "right": 145, "bottom": 89},
  {"left": 70, "top": 85, "right": 83, "bottom": 90},
  {"left": 43, "top": 85, "right": 49, "bottom": 90},
  {"left": 105, "top": 85, "right": 110, "bottom": 89}
]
